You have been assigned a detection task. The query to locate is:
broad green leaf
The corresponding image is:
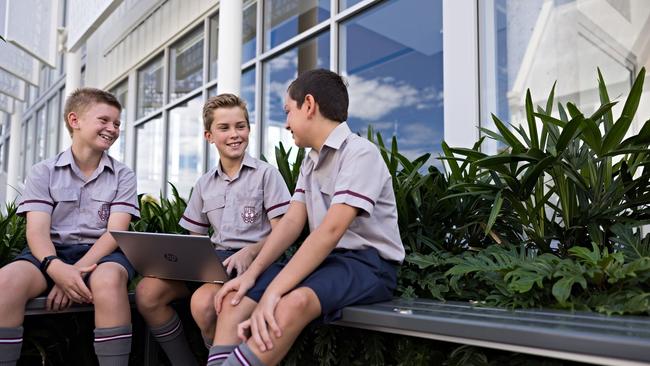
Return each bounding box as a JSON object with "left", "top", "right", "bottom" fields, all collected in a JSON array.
[
  {"left": 597, "top": 68, "right": 614, "bottom": 132},
  {"left": 525, "top": 90, "right": 539, "bottom": 149},
  {"left": 485, "top": 190, "right": 503, "bottom": 235},
  {"left": 491, "top": 113, "right": 526, "bottom": 150}
]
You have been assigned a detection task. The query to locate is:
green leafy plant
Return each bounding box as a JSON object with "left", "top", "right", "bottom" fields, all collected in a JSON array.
[
  {"left": 446, "top": 67, "right": 649, "bottom": 255},
  {"left": 0, "top": 202, "right": 27, "bottom": 266},
  {"left": 130, "top": 183, "right": 188, "bottom": 234}
]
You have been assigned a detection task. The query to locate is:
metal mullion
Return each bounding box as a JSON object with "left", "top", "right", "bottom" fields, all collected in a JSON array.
[
  {"left": 255, "top": 0, "right": 263, "bottom": 159},
  {"left": 203, "top": 16, "right": 210, "bottom": 173},
  {"left": 161, "top": 46, "right": 170, "bottom": 198},
  {"left": 334, "top": 0, "right": 380, "bottom": 23},
  {"left": 330, "top": 0, "right": 338, "bottom": 73}
]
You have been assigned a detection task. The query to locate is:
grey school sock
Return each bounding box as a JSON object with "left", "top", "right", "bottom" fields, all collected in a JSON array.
[
  {"left": 222, "top": 343, "right": 265, "bottom": 366},
  {"left": 206, "top": 344, "right": 237, "bottom": 366},
  {"left": 94, "top": 325, "right": 132, "bottom": 366},
  {"left": 0, "top": 326, "right": 23, "bottom": 366},
  {"left": 150, "top": 312, "right": 198, "bottom": 366}
]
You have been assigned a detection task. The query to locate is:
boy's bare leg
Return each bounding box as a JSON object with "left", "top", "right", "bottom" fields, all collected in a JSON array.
[
  {"left": 135, "top": 276, "right": 197, "bottom": 366},
  {"left": 0, "top": 261, "right": 47, "bottom": 366},
  {"left": 190, "top": 283, "right": 222, "bottom": 346},
  {"left": 90, "top": 262, "right": 132, "bottom": 366},
  {"left": 206, "top": 293, "right": 257, "bottom": 366},
  {"left": 246, "top": 288, "right": 321, "bottom": 366}
]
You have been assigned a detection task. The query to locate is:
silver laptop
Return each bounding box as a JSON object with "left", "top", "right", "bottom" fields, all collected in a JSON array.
[{"left": 111, "top": 230, "right": 229, "bottom": 283}]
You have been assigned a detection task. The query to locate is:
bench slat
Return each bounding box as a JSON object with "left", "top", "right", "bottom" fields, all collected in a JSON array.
[
  {"left": 25, "top": 293, "right": 137, "bottom": 316},
  {"left": 336, "top": 299, "right": 650, "bottom": 366}
]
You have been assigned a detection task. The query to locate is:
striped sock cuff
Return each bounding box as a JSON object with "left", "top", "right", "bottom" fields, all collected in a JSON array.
[
  {"left": 150, "top": 313, "right": 183, "bottom": 342},
  {"left": 206, "top": 344, "right": 236, "bottom": 366},
  {"left": 230, "top": 343, "right": 264, "bottom": 366},
  {"left": 0, "top": 327, "right": 23, "bottom": 363},
  {"left": 94, "top": 325, "right": 132, "bottom": 356},
  {"left": 0, "top": 326, "right": 23, "bottom": 345}
]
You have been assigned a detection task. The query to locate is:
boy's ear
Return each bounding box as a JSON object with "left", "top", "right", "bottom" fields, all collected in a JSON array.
[
  {"left": 67, "top": 112, "right": 80, "bottom": 129},
  {"left": 304, "top": 94, "right": 317, "bottom": 118},
  {"left": 204, "top": 130, "right": 212, "bottom": 142}
]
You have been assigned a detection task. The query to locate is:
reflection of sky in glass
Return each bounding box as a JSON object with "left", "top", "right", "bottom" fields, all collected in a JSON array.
[
  {"left": 137, "top": 57, "right": 164, "bottom": 119},
  {"left": 136, "top": 117, "right": 164, "bottom": 195},
  {"left": 35, "top": 108, "right": 46, "bottom": 162},
  {"left": 263, "top": 32, "right": 329, "bottom": 165},
  {"left": 168, "top": 97, "right": 204, "bottom": 199},
  {"left": 341, "top": 0, "right": 443, "bottom": 165},
  {"left": 46, "top": 95, "right": 59, "bottom": 158},
  {"left": 264, "top": 0, "right": 329, "bottom": 51},
  {"left": 170, "top": 29, "right": 204, "bottom": 102},
  {"left": 243, "top": 3, "right": 257, "bottom": 63},
  {"left": 339, "top": 0, "right": 363, "bottom": 11},
  {"left": 208, "top": 69, "right": 258, "bottom": 168}
]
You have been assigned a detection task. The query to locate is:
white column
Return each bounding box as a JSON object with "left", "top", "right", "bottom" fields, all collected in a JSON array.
[
  {"left": 60, "top": 49, "right": 82, "bottom": 149},
  {"left": 6, "top": 103, "right": 24, "bottom": 203},
  {"left": 443, "top": 0, "right": 480, "bottom": 148},
  {"left": 217, "top": 0, "right": 243, "bottom": 95}
]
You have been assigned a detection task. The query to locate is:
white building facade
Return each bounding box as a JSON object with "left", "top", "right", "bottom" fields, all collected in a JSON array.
[{"left": 1, "top": 0, "right": 649, "bottom": 203}]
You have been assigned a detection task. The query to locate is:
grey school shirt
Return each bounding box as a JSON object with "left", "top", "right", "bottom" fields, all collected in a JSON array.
[
  {"left": 292, "top": 122, "right": 405, "bottom": 263},
  {"left": 17, "top": 148, "right": 140, "bottom": 245},
  {"left": 179, "top": 153, "right": 291, "bottom": 250}
]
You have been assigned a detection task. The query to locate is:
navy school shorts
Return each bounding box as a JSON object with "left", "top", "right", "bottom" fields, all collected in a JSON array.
[
  {"left": 13, "top": 243, "right": 136, "bottom": 292},
  {"left": 245, "top": 247, "right": 398, "bottom": 323}
]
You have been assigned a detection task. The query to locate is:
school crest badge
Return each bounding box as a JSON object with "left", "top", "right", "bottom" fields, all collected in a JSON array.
[
  {"left": 241, "top": 206, "right": 261, "bottom": 224},
  {"left": 98, "top": 203, "right": 110, "bottom": 222}
]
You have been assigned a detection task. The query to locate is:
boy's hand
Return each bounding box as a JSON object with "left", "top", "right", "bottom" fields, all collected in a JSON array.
[
  {"left": 46, "top": 285, "right": 72, "bottom": 311},
  {"left": 223, "top": 246, "right": 257, "bottom": 276},
  {"left": 247, "top": 292, "right": 282, "bottom": 352},
  {"left": 47, "top": 261, "right": 96, "bottom": 303},
  {"left": 214, "top": 273, "right": 256, "bottom": 314}
]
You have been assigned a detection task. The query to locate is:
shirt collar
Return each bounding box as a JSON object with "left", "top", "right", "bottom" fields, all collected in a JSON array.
[
  {"left": 54, "top": 148, "right": 114, "bottom": 172},
  {"left": 215, "top": 153, "right": 257, "bottom": 178},
  {"left": 309, "top": 122, "right": 352, "bottom": 163}
]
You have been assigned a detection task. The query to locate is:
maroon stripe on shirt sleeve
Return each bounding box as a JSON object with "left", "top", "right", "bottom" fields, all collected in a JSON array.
[
  {"left": 267, "top": 201, "right": 290, "bottom": 213},
  {"left": 295, "top": 188, "right": 305, "bottom": 193},
  {"left": 19, "top": 199, "right": 54, "bottom": 207},
  {"left": 181, "top": 215, "right": 210, "bottom": 228},
  {"left": 110, "top": 202, "right": 140, "bottom": 211},
  {"left": 333, "top": 190, "right": 375, "bottom": 206}
]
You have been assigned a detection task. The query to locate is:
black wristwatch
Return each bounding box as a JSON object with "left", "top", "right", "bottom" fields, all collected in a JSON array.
[{"left": 40, "top": 255, "right": 60, "bottom": 274}]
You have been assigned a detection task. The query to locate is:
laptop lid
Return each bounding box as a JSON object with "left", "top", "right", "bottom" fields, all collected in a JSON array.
[{"left": 111, "top": 230, "right": 229, "bottom": 284}]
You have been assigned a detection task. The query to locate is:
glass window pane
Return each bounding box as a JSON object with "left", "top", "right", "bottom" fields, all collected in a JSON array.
[
  {"left": 479, "top": 0, "right": 645, "bottom": 154},
  {"left": 340, "top": 0, "right": 443, "bottom": 166},
  {"left": 109, "top": 81, "right": 128, "bottom": 162},
  {"left": 339, "top": 0, "right": 363, "bottom": 11},
  {"left": 209, "top": 15, "right": 219, "bottom": 81},
  {"left": 209, "top": 3, "right": 258, "bottom": 81},
  {"left": 35, "top": 108, "right": 47, "bottom": 162},
  {"left": 136, "top": 117, "right": 164, "bottom": 195},
  {"left": 243, "top": 1, "right": 257, "bottom": 63},
  {"left": 208, "top": 68, "right": 258, "bottom": 167},
  {"left": 137, "top": 56, "right": 164, "bottom": 119},
  {"left": 47, "top": 94, "right": 60, "bottom": 157},
  {"left": 264, "top": 0, "right": 329, "bottom": 51},
  {"left": 24, "top": 119, "right": 34, "bottom": 175},
  {"left": 263, "top": 32, "right": 329, "bottom": 165},
  {"left": 170, "top": 27, "right": 204, "bottom": 102},
  {"left": 167, "top": 97, "right": 204, "bottom": 199}
]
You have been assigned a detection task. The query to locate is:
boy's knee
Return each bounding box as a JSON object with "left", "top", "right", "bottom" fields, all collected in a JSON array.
[
  {"left": 190, "top": 289, "right": 216, "bottom": 321},
  {"left": 135, "top": 280, "right": 163, "bottom": 311},
  {"left": 90, "top": 264, "right": 128, "bottom": 294},
  {"left": 277, "top": 288, "right": 320, "bottom": 323}
]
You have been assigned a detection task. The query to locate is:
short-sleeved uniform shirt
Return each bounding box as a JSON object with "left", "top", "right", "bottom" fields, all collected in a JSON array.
[
  {"left": 17, "top": 148, "right": 140, "bottom": 244},
  {"left": 179, "top": 153, "right": 291, "bottom": 250},
  {"left": 292, "top": 122, "right": 405, "bottom": 263}
]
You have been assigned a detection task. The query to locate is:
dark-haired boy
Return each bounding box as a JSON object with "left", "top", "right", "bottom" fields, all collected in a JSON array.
[
  {"left": 0, "top": 88, "right": 139, "bottom": 366},
  {"left": 209, "top": 69, "right": 404, "bottom": 366}
]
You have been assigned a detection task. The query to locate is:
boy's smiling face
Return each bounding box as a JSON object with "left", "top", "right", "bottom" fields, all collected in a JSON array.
[
  {"left": 205, "top": 106, "right": 250, "bottom": 164},
  {"left": 69, "top": 102, "right": 121, "bottom": 152},
  {"left": 283, "top": 93, "right": 310, "bottom": 148}
]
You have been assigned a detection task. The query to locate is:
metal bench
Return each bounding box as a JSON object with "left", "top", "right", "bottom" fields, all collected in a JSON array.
[{"left": 335, "top": 298, "right": 650, "bottom": 366}]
